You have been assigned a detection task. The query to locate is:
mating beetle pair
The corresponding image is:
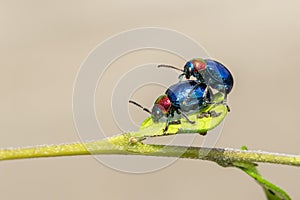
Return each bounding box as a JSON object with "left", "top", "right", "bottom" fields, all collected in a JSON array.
[
  {"left": 159, "top": 58, "right": 233, "bottom": 111},
  {"left": 130, "top": 58, "right": 234, "bottom": 133}
]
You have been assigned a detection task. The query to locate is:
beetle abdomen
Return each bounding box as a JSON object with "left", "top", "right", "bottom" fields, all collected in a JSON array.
[
  {"left": 166, "top": 80, "right": 209, "bottom": 112},
  {"left": 204, "top": 59, "right": 234, "bottom": 94}
]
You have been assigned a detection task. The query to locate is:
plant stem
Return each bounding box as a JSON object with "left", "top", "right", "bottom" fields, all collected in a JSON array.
[{"left": 0, "top": 133, "right": 299, "bottom": 167}]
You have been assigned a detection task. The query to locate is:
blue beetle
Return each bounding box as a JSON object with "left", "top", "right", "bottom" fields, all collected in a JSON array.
[
  {"left": 130, "top": 80, "right": 213, "bottom": 132},
  {"left": 158, "top": 58, "right": 233, "bottom": 110}
]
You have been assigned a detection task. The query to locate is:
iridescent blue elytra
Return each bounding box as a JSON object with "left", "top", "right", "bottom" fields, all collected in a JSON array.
[
  {"left": 159, "top": 58, "right": 234, "bottom": 95},
  {"left": 166, "top": 80, "right": 211, "bottom": 113},
  {"left": 150, "top": 80, "right": 212, "bottom": 131},
  {"left": 129, "top": 80, "right": 212, "bottom": 132}
]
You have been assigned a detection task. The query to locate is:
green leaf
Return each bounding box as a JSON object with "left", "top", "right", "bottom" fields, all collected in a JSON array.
[{"left": 234, "top": 146, "right": 291, "bottom": 200}]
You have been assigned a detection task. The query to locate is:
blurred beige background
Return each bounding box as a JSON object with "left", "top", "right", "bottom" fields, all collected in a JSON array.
[{"left": 0, "top": 0, "right": 299, "bottom": 199}]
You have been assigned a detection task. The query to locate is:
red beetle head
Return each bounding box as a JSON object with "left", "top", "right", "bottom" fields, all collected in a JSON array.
[{"left": 152, "top": 95, "right": 171, "bottom": 122}]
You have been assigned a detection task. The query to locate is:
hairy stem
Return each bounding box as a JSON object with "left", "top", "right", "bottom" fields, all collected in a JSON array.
[{"left": 0, "top": 133, "right": 299, "bottom": 167}]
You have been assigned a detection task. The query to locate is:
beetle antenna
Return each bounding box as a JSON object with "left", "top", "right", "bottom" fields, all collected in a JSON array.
[
  {"left": 157, "top": 64, "right": 184, "bottom": 72},
  {"left": 129, "top": 100, "right": 151, "bottom": 114}
]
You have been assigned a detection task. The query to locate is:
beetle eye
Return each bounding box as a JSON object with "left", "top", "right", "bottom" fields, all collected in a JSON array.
[
  {"left": 151, "top": 105, "right": 163, "bottom": 122},
  {"left": 184, "top": 62, "right": 193, "bottom": 79}
]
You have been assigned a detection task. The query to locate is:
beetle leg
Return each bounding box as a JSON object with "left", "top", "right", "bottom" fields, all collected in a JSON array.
[
  {"left": 203, "top": 85, "right": 214, "bottom": 105},
  {"left": 178, "top": 74, "right": 185, "bottom": 82},
  {"left": 211, "top": 95, "right": 231, "bottom": 112},
  {"left": 183, "top": 83, "right": 201, "bottom": 105},
  {"left": 204, "top": 89, "right": 231, "bottom": 112},
  {"left": 169, "top": 120, "right": 181, "bottom": 125},
  {"left": 208, "top": 110, "right": 222, "bottom": 118},
  {"left": 197, "top": 110, "right": 222, "bottom": 119},
  {"left": 223, "top": 92, "right": 231, "bottom": 112},
  {"left": 163, "top": 118, "right": 181, "bottom": 133},
  {"left": 183, "top": 83, "right": 214, "bottom": 107},
  {"left": 214, "top": 85, "right": 231, "bottom": 112},
  {"left": 178, "top": 109, "right": 195, "bottom": 124},
  {"left": 197, "top": 112, "right": 210, "bottom": 118},
  {"left": 163, "top": 117, "right": 171, "bottom": 133}
]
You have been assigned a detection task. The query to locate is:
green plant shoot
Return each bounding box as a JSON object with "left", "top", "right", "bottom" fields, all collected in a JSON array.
[{"left": 234, "top": 146, "right": 291, "bottom": 200}]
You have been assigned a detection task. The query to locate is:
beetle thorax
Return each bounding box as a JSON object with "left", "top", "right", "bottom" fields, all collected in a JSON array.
[
  {"left": 191, "top": 58, "right": 206, "bottom": 73},
  {"left": 154, "top": 94, "right": 171, "bottom": 114}
]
